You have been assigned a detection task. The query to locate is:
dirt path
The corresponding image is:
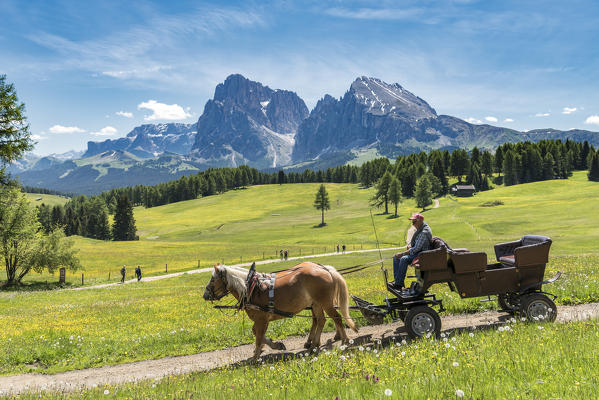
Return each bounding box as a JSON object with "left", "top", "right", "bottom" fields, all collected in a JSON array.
[
  {"left": 74, "top": 246, "right": 406, "bottom": 291},
  {"left": 2, "top": 302, "right": 598, "bottom": 396},
  {"left": 433, "top": 198, "right": 440, "bottom": 208}
]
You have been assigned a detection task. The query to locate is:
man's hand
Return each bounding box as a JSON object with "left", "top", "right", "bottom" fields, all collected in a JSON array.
[
  {"left": 394, "top": 252, "right": 404, "bottom": 259},
  {"left": 407, "top": 244, "right": 412, "bottom": 250}
]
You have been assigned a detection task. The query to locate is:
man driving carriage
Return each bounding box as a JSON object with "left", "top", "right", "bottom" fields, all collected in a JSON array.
[{"left": 391, "top": 213, "right": 433, "bottom": 292}]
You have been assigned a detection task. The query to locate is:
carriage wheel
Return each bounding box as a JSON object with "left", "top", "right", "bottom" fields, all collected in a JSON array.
[
  {"left": 520, "top": 293, "right": 557, "bottom": 322},
  {"left": 404, "top": 306, "right": 441, "bottom": 339},
  {"left": 497, "top": 293, "right": 519, "bottom": 313}
]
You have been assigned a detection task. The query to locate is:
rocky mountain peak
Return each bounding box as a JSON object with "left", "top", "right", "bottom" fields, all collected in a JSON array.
[{"left": 347, "top": 76, "right": 437, "bottom": 119}]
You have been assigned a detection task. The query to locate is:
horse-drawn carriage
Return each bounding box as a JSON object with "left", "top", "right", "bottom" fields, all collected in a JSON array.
[{"left": 353, "top": 235, "right": 560, "bottom": 338}]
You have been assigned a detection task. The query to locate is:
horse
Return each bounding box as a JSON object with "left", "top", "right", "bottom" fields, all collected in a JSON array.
[{"left": 203, "top": 262, "right": 358, "bottom": 360}]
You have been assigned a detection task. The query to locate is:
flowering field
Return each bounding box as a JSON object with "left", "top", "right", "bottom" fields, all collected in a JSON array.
[
  {"left": 1, "top": 251, "right": 599, "bottom": 376},
  {"left": 8, "top": 170, "right": 599, "bottom": 286},
  {"left": 14, "top": 318, "right": 599, "bottom": 399}
]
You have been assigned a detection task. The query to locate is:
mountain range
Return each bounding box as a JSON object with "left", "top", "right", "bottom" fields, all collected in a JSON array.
[{"left": 11, "top": 74, "right": 599, "bottom": 194}]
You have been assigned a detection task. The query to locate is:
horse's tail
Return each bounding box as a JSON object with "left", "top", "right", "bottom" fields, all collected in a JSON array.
[{"left": 323, "top": 265, "right": 358, "bottom": 333}]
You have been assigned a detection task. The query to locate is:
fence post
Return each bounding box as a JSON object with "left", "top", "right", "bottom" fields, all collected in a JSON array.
[
  {"left": 263, "top": 251, "right": 265, "bottom": 260},
  {"left": 81, "top": 273, "right": 84, "bottom": 285},
  {"left": 166, "top": 263, "right": 168, "bottom": 273},
  {"left": 198, "top": 260, "right": 201, "bottom": 268},
  {"left": 108, "top": 272, "right": 110, "bottom": 281}
]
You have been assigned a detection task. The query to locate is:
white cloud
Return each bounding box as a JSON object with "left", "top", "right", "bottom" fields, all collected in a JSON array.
[
  {"left": 585, "top": 115, "right": 599, "bottom": 126},
  {"left": 562, "top": 107, "right": 577, "bottom": 114},
  {"left": 485, "top": 116, "right": 498, "bottom": 123},
  {"left": 504, "top": 118, "right": 514, "bottom": 122},
  {"left": 116, "top": 111, "right": 133, "bottom": 118},
  {"left": 466, "top": 117, "right": 482, "bottom": 124},
  {"left": 138, "top": 100, "right": 192, "bottom": 121},
  {"left": 535, "top": 113, "right": 550, "bottom": 117},
  {"left": 49, "top": 125, "right": 86, "bottom": 134},
  {"left": 31, "top": 134, "right": 46, "bottom": 140},
  {"left": 324, "top": 7, "right": 424, "bottom": 21},
  {"left": 91, "top": 126, "right": 118, "bottom": 136}
]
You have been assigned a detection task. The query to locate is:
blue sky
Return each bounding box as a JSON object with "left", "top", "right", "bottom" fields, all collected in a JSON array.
[{"left": 2, "top": 0, "right": 599, "bottom": 155}]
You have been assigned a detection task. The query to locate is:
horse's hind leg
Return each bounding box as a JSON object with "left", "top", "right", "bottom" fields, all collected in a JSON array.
[
  {"left": 304, "top": 306, "right": 319, "bottom": 349},
  {"left": 325, "top": 306, "right": 348, "bottom": 343},
  {"left": 310, "top": 304, "right": 326, "bottom": 349}
]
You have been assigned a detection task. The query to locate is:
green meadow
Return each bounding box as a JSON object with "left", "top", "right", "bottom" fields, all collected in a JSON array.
[
  {"left": 15, "top": 318, "right": 599, "bottom": 399},
  {"left": 2, "top": 171, "right": 599, "bottom": 379},
  {"left": 24, "top": 193, "right": 69, "bottom": 208},
  {"left": 11, "top": 171, "right": 599, "bottom": 286}
]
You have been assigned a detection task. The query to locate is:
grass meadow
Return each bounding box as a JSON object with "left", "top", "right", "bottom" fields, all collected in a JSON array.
[
  {"left": 1, "top": 251, "right": 598, "bottom": 375},
  {"left": 13, "top": 318, "right": 599, "bottom": 399},
  {"left": 24, "top": 193, "right": 69, "bottom": 208},
  {"left": 10, "top": 170, "right": 599, "bottom": 286}
]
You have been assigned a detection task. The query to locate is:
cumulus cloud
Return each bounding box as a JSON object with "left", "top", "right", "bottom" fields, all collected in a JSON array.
[
  {"left": 116, "top": 111, "right": 133, "bottom": 118},
  {"left": 504, "top": 118, "right": 514, "bottom": 122},
  {"left": 535, "top": 113, "right": 550, "bottom": 117},
  {"left": 91, "top": 126, "right": 118, "bottom": 136},
  {"left": 466, "top": 117, "right": 482, "bottom": 124},
  {"left": 585, "top": 115, "right": 599, "bottom": 126},
  {"left": 485, "top": 116, "right": 498, "bottom": 123},
  {"left": 562, "top": 107, "right": 577, "bottom": 114},
  {"left": 138, "top": 100, "right": 192, "bottom": 121},
  {"left": 49, "top": 125, "right": 86, "bottom": 134},
  {"left": 31, "top": 134, "right": 46, "bottom": 140}
]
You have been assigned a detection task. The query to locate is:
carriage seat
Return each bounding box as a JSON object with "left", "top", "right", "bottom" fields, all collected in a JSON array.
[
  {"left": 412, "top": 237, "right": 449, "bottom": 271},
  {"left": 494, "top": 235, "right": 552, "bottom": 267}
]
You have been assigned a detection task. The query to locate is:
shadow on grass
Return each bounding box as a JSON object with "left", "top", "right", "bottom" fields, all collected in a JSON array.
[
  {"left": 0, "top": 281, "right": 73, "bottom": 292},
  {"left": 313, "top": 223, "right": 328, "bottom": 228},
  {"left": 386, "top": 214, "right": 399, "bottom": 219}
]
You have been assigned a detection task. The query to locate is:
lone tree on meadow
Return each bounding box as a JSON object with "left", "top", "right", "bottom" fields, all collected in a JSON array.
[
  {"left": 1, "top": 186, "right": 81, "bottom": 285},
  {"left": 112, "top": 194, "right": 138, "bottom": 241},
  {"left": 388, "top": 177, "right": 402, "bottom": 217},
  {"left": 0, "top": 75, "right": 33, "bottom": 184},
  {"left": 314, "top": 184, "right": 330, "bottom": 226},
  {"left": 370, "top": 170, "right": 393, "bottom": 214}
]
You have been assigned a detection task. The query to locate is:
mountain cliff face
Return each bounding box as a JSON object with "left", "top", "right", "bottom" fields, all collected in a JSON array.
[
  {"left": 83, "top": 123, "right": 196, "bottom": 158},
  {"left": 190, "top": 74, "right": 309, "bottom": 169},
  {"left": 292, "top": 77, "right": 527, "bottom": 161}
]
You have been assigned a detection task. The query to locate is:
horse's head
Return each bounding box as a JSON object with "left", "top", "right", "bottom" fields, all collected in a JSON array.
[{"left": 203, "top": 265, "right": 229, "bottom": 301}]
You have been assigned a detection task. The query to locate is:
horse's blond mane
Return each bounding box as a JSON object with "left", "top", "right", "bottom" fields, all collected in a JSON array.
[{"left": 218, "top": 265, "right": 248, "bottom": 298}]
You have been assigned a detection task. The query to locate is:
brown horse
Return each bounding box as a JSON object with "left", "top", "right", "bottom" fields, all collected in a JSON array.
[{"left": 203, "top": 262, "right": 358, "bottom": 359}]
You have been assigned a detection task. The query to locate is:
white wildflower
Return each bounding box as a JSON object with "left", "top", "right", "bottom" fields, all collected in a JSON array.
[
  {"left": 385, "top": 388, "right": 393, "bottom": 396},
  {"left": 456, "top": 389, "right": 465, "bottom": 398},
  {"left": 452, "top": 362, "right": 459, "bottom": 367}
]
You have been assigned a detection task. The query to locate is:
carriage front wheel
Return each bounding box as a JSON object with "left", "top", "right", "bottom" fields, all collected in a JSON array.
[
  {"left": 520, "top": 293, "right": 557, "bottom": 322},
  {"left": 404, "top": 306, "right": 441, "bottom": 339}
]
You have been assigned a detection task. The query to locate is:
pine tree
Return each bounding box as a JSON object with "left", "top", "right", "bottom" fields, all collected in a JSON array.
[
  {"left": 450, "top": 149, "right": 470, "bottom": 182},
  {"left": 542, "top": 153, "right": 555, "bottom": 180},
  {"left": 503, "top": 150, "right": 518, "bottom": 186},
  {"left": 414, "top": 175, "right": 433, "bottom": 210},
  {"left": 370, "top": 170, "right": 393, "bottom": 214},
  {"left": 112, "top": 194, "right": 137, "bottom": 241},
  {"left": 588, "top": 152, "right": 599, "bottom": 182},
  {"left": 313, "top": 184, "right": 330, "bottom": 226},
  {"left": 388, "top": 177, "right": 402, "bottom": 217}
]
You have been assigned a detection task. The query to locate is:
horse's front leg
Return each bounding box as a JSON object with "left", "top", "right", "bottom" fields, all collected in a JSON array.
[
  {"left": 264, "top": 336, "right": 286, "bottom": 351},
  {"left": 252, "top": 320, "right": 269, "bottom": 360}
]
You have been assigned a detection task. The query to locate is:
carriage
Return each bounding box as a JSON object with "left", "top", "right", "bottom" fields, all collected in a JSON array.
[{"left": 352, "top": 235, "right": 560, "bottom": 338}]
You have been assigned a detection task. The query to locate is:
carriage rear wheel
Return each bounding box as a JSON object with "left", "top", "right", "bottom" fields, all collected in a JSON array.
[
  {"left": 520, "top": 293, "right": 557, "bottom": 322},
  {"left": 404, "top": 306, "right": 441, "bottom": 339},
  {"left": 497, "top": 293, "right": 519, "bottom": 313}
]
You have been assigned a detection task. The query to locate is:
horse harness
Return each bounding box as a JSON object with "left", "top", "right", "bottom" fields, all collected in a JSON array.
[{"left": 241, "top": 264, "right": 294, "bottom": 318}]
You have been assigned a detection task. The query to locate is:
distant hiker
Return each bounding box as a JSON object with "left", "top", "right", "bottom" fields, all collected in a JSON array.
[
  {"left": 284, "top": 249, "right": 288, "bottom": 260},
  {"left": 336, "top": 244, "right": 340, "bottom": 253},
  {"left": 120, "top": 265, "right": 126, "bottom": 283},
  {"left": 342, "top": 244, "right": 346, "bottom": 253},
  {"left": 280, "top": 249, "right": 283, "bottom": 260},
  {"left": 135, "top": 266, "right": 142, "bottom": 281}
]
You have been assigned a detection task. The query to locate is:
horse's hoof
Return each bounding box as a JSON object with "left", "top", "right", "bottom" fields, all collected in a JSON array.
[
  {"left": 273, "top": 342, "right": 286, "bottom": 351},
  {"left": 333, "top": 333, "right": 341, "bottom": 341},
  {"left": 303, "top": 341, "right": 311, "bottom": 349}
]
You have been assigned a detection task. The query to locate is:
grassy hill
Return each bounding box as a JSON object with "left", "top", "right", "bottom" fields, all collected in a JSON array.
[
  {"left": 24, "top": 193, "right": 69, "bottom": 208},
  {"left": 9, "top": 170, "right": 599, "bottom": 285}
]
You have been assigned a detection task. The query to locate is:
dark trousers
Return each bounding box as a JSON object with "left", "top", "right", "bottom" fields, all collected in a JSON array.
[{"left": 393, "top": 254, "right": 416, "bottom": 287}]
